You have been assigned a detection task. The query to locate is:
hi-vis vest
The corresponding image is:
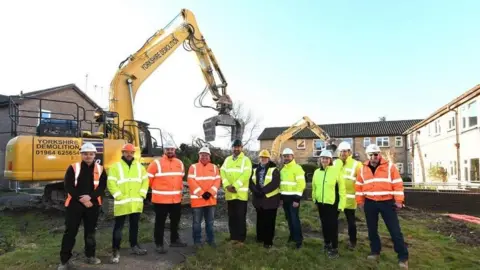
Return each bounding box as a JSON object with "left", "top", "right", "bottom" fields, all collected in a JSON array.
[
  {"left": 107, "top": 159, "right": 149, "bottom": 216},
  {"left": 334, "top": 156, "right": 362, "bottom": 209},
  {"left": 220, "top": 152, "right": 252, "bottom": 201},
  {"left": 252, "top": 167, "right": 280, "bottom": 198},
  {"left": 187, "top": 162, "right": 221, "bottom": 208},
  {"left": 65, "top": 162, "right": 103, "bottom": 207},
  {"left": 279, "top": 159, "right": 306, "bottom": 197},
  {"left": 147, "top": 155, "right": 185, "bottom": 204}
]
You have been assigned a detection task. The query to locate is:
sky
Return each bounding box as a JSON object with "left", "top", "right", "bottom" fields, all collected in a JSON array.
[{"left": 1, "top": 0, "right": 479, "bottom": 150}]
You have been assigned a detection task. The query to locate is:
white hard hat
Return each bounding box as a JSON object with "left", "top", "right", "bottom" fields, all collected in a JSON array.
[
  {"left": 366, "top": 144, "right": 381, "bottom": 154},
  {"left": 282, "top": 148, "right": 294, "bottom": 155},
  {"left": 338, "top": 141, "right": 351, "bottom": 151},
  {"left": 80, "top": 142, "right": 97, "bottom": 153},
  {"left": 199, "top": 146, "right": 211, "bottom": 155},
  {"left": 319, "top": 150, "right": 333, "bottom": 158},
  {"left": 163, "top": 141, "right": 176, "bottom": 149}
]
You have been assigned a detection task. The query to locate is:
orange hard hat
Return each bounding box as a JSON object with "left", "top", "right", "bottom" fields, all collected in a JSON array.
[{"left": 122, "top": 143, "right": 135, "bottom": 152}]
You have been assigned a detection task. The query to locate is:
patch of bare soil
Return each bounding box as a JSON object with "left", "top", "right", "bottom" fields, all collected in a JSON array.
[{"left": 399, "top": 207, "right": 480, "bottom": 246}]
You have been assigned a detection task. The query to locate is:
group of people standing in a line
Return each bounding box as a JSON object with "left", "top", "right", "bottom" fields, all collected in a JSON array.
[{"left": 57, "top": 139, "right": 409, "bottom": 270}]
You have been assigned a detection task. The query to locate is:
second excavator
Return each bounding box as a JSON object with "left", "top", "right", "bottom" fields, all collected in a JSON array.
[{"left": 3, "top": 9, "right": 244, "bottom": 208}]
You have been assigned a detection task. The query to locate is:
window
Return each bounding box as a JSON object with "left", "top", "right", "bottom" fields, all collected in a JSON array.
[
  {"left": 395, "top": 136, "right": 403, "bottom": 147},
  {"left": 434, "top": 119, "right": 441, "bottom": 135},
  {"left": 341, "top": 138, "right": 353, "bottom": 146},
  {"left": 296, "top": 139, "right": 306, "bottom": 150},
  {"left": 407, "top": 134, "right": 411, "bottom": 149},
  {"left": 376, "top": 137, "right": 389, "bottom": 147},
  {"left": 363, "top": 137, "right": 371, "bottom": 147},
  {"left": 462, "top": 101, "right": 478, "bottom": 129},
  {"left": 396, "top": 163, "right": 404, "bottom": 174},
  {"left": 38, "top": 109, "right": 51, "bottom": 125},
  {"left": 408, "top": 163, "right": 412, "bottom": 174},
  {"left": 471, "top": 158, "right": 479, "bottom": 181},
  {"left": 448, "top": 115, "right": 455, "bottom": 131},
  {"left": 312, "top": 139, "right": 325, "bottom": 157}
]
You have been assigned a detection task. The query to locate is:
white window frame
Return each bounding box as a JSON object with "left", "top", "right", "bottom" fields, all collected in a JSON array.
[
  {"left": 447, "top": 114, "right": 455, "bottom": 131},
  {"left": 296, "top": 139, "right": 306, "bottom": 150},
  {"left": 376, "top": 137, "right": 389, "bottom": 147},
  {"left": 38, "top": 109, "right": 51, "bottom": 125},
  {"left": 407, "top": 134, "right": 412, "bottom": 149},
  {"left": 363, "top": 137, "right": 371, "bottom": 148},
  {"left": 396, "top": 163, "right": 404, "bottom": 174},
  {"left": 466, "top": 100, "right": 478, "bottom": 129},
  {"left": 408, "top": 162, "right": 412, "bottom": 174},
  {"left": 433, "top": 119, "right": 441, "bottom": 135},
  {"left": 394, "top": 136, "right": 403, "bottom": 148},
  {"left": 312, "top": 139, "right": 325, "bottom": 157}
]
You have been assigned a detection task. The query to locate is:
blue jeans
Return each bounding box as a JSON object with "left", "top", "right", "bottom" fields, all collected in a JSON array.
[
  {"left": 364, "top": 199, "right": 409, "bottom": 261},
  {"left": 192, "top": 206, "right": 215, "bottom": 244},
  {"left": 282, "top": 199, "right": 303, "bottom": 245}
]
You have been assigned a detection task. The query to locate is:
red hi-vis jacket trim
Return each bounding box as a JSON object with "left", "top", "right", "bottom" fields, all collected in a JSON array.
[
  {"left": 65, "top": 162, "right": 103, "bottom": 207},
  {"left": 355, "top": 158, "right": 404, "bottom": 204}
]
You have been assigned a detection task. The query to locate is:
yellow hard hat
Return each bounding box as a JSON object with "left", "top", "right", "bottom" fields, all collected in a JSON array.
[{"left": 259, "top": 149, "right": 271, "bottom": 158}]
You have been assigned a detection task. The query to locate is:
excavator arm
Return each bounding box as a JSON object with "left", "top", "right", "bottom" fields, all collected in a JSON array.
[
  {"left": 270, "top": 116, "right": 330, "bottom": 162},
  {"left": 96, "top": 9, "right": 244, "bottom": 146}
]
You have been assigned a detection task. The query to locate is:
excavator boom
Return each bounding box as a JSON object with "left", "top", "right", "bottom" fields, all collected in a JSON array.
[{"left": 97, "top": 9, "right": 244, "bottom": 145}]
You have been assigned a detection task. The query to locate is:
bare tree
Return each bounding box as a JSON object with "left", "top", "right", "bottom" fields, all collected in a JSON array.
[
  {"left": 221, "top": 101, "right": 261, "bottom": 149},
  {"left": 379, "top": 116, "right": 387, "bottom": 121}
]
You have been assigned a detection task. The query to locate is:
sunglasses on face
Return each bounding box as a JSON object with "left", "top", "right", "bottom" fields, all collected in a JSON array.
[{"left": 368, "top": 153, "right": 379, "bottom": 157}]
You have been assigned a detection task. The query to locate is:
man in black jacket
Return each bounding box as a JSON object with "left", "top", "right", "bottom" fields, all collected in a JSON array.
[
  {"left": 57, "top": 142, "right": 107, "bottom": 270},
  {"left": 249, "top": 149, "right": 281, "bottom": 248}
]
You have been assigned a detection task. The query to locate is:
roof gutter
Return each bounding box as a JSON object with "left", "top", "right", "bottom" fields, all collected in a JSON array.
[{"left": 403, "top": 84, "right": 480, "bottom": 135}]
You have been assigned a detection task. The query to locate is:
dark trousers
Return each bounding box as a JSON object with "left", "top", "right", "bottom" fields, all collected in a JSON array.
[
  {"left": 112, "top": 213, "right": 140, "bottom": 250},
  {"left": 227, "top": 199, "right": 247, "bottom": 241},
  {"left": 154, "top": 203, "right": 181, "bottom": 246},
  {"left": 344, "top": 209, "right": 357, "bottom": 244},
  {"left": 317, "top": 203, "right": 339, "bottom": 249},
  {"left": 255, "top": 208, "right": 277, "bottom": 246},
  {"left": 282, "top": 199, "right": 303, "bottom": 244},
  {"left": 60, "top": 202, "right": 99, "bottom": 264},
  {"left": 364, "top": 199, "right": 409, "bottom": 261},
  {"left": 192, "top": 206, "right": 215, "bottom": 244}
]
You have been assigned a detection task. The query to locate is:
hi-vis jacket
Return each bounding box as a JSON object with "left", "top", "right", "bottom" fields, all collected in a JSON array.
[
  {"left": 220, "top": 152, "right": 252, "bottom": 201},
  {"left": 334, "top": 156, "right": 363, "bottom": 209},
  {"left": 147, "top": 155, "right": 185, "bottom": 204},
  {"left": 107, "top": 158, "right": 149, "bottom": 216},
  {"left": 187, "top": 162, "right": 221, "bottom": 208},
  {"left": 279, "top": 159, "right": 306, "bottom": 202},
  {"left": 311, "top": 165, "right": 346, "bottom": 211},
  {"left": 355, "top": 157, "right": 404, "bottom": 205}
]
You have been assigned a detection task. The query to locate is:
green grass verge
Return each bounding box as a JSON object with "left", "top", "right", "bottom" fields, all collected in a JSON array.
[{"left": 175, "top": 201, "right": 480, "bottom": 270}]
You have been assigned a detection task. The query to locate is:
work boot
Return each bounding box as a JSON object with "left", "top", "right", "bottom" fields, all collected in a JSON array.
[
  {"left": 295, "top": 242, "right": 302, "bottom": 249},
  {"left": 399, "top": 260, "right": 409, "bottom": 269},
  {"left": 367, "top": 253, "right": 380, "bottom": 261},
  {"left": 263, "top": 244, "right": 272, "bottom": 249},
  {"left": 85, "top": 257, "right": 101, "bottom": 265},
  {"left": 327, "top": 248, "right": 339, "bottom": 259},
  {"left": 155, "top": 245, "right": 168, "bottom": 254},
  {"left": 323, "top": 243, "right": 332, "bottom": 253},
  {"left": 57, "top": 263, "right": 70, "bottom": 270},
  {"left": 170, "top": 239, "right": 187, "bottom": 247},
  {"left": 131, "top": 245, "right": 147, "bottom": 255},
  {"left": 110, "top": 250, "right": 120, "bottom": 264}
]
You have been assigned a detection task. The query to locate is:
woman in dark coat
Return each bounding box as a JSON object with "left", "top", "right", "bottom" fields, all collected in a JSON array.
[{"left": 249, "top": 149, "right": 281, "bottom": 248}]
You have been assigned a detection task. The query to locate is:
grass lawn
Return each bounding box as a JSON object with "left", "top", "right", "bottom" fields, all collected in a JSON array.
[{"left": 175, "top": 201, "right": 480, "bottom": 270}]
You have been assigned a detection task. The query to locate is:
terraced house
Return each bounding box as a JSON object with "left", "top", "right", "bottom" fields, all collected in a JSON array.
[{"left": 257, "top": 119, "right": 422, "bottom": 178}]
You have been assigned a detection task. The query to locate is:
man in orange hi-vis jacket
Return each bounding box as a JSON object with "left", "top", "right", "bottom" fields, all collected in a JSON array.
[
  {"left": 147, "top": 141, "right": 187, "bottom": 254},
  {"left": 187, "top": 146, "right": 221, "bottom": 248},
  {"left": 355, "top": 144, "right": 409, "bottom": 269}
]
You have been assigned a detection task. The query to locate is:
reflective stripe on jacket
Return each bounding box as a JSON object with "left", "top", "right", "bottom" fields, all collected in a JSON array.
[
  {"left": 187, "top": 162, "right": 221, "bottom": 208},
  {"left": 65, "top": 162, "right": 103, "bottom": 207},
  {"left": 355, "top": 158, "right": 404, "bottom": 204},
  {"left": 220, "top": 152, "right": 252, "bottom": 201},
  {"left": 252, "top": 167, "right": 279, "bottom": 198},
  {"left": 279, "top": 159, "right": 306, "bottom": 198},
  {"left": 147, "top": 155, "right": 185, "bottom": 204},
  {"left": 107, "top": 159, "right": 149, "bottom": 216},
  {"left": 312, "top": 165, "right": 346, "bottom": 210},
  {"left": 334, "top": 156, "right": 363, "bottom": 209}
]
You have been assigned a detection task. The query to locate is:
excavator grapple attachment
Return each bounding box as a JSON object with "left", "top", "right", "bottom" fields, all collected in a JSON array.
[{"left": 203, "top": 114, "right": 245, "bottom": 142}]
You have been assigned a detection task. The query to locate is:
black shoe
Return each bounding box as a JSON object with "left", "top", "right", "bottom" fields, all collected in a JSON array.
[
  {"left": 327, "top": 249, "right": 339, "bottom": 259},
  {"left": 264, "top": 244, "right": 272, "bottom": 249},
  {"left": 295, "top": 242, "right": 302, "bottom": 249},
  {"left": 324, "top": 243, "right": 332, "bottom": 253},
  {"left": 155, "top": 245, "right": 168, "bottom": 254},
  {"left": 170, "top": 239, "right": 187, "bottom": 247}
]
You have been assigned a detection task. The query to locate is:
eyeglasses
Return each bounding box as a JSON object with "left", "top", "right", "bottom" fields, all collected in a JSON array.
[{"left": 368, "top": 153, "right": 379, "bottom": 157}]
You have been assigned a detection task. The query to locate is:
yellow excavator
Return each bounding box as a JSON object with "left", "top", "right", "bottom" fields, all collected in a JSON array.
[
  {"left": 3, "top": 9, "right": 244, "bottom": 207},
  {"left": 270, "top": 116, "right": 331, "bottom": 164}
]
